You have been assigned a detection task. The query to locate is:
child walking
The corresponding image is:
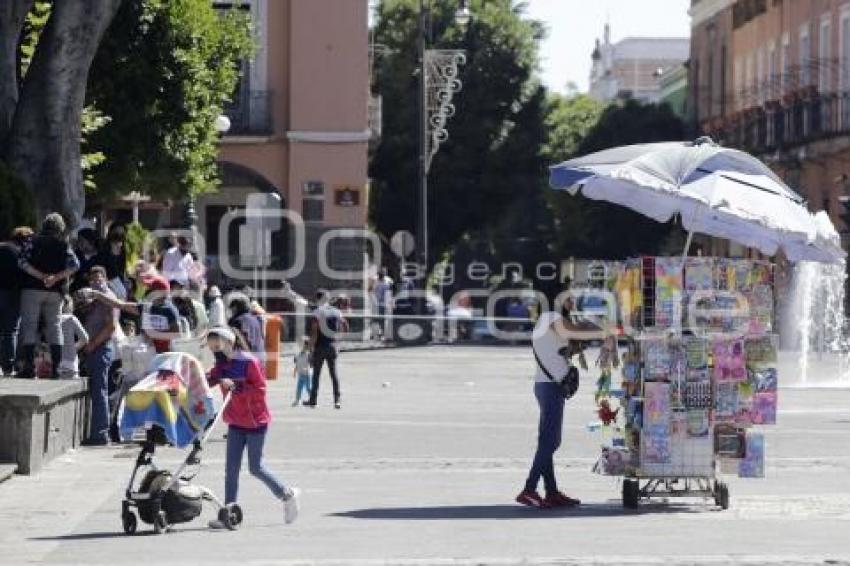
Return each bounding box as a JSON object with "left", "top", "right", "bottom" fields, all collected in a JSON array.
[
  {"left": 292, "top": 338, "right": 312, "bottom": 406},
  {"left": 205, "top": 326, "right": 300, "bottom": 529},
  {"left": 59, "top": 297, "right": 89, "bottom": 379}
]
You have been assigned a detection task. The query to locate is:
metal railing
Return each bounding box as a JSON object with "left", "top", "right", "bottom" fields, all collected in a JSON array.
[
  {"left": 703, "top": 90, "right": 850, "bottom": 154},
  {"left": 224, "top": 90, "right": 273, "bottom": 136}
]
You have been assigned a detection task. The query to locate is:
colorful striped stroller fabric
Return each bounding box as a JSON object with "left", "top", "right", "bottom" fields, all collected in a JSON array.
[{"left": 120, "top": 352, "right": 216, "bottom": 448}]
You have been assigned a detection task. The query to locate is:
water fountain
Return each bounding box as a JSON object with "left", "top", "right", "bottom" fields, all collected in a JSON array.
[{"left": 779, "top": 260, "right": 850, "bottom": 388}]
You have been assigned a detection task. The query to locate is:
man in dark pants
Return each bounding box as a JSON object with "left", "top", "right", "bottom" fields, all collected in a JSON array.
[
  {"left": 80, "top": 266, "right": 117, "bottom": 446},
  {"left": 0, "top": 227, "right": 32, "bottom": 376},
  {"left": 18, "top": 213, "right": 80, "bottom": 379},
  {"left": 304, "top": 289, "right": 348, "bottom": 409}
]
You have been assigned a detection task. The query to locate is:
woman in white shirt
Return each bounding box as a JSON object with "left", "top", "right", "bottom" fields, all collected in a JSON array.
[{"left": 516, "top": 296, "right": 601, "bottom": 509}]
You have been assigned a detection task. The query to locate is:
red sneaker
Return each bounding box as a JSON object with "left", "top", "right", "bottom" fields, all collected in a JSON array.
[
  {"left": 515, "top": 490, "right": 550, "bottom": 509},
  {"left": 545, "top": 491, "right": 581, "bottom": 507}
]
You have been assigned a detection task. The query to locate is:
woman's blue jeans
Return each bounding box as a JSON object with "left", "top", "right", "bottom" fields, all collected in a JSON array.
[
  {"left": 225, "top": 425, "right": 287, "bottom": 504},
  {"left": 524, "top": 381, "right": 565, "bottom": 495}
]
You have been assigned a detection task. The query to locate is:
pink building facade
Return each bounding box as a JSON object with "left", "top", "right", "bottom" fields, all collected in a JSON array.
[
  {"left": 202, "top": 0, "right": 371, "bottom": 292},
  {"left": 693, "top": 0, "right": 850, "bottom": 248}
]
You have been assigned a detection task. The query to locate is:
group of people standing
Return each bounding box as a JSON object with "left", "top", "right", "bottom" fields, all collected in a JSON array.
[
  {"left": 0, "top": 214, "right": 258, "bottom": 443},
  {"left": 0, "top": 213, "right": 362, "bottom": 527}
]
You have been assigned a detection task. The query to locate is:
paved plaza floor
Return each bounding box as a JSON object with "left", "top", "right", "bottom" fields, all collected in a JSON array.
[{"left": 1, "top": 346, "right": 849, "bottom": 565}]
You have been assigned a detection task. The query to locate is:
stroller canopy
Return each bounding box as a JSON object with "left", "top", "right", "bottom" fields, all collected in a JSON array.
[{"left": 120, "top": 352, "right": 216, "bottom": 447}]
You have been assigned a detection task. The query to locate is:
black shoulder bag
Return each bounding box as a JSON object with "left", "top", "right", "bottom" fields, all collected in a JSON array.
[{"left": 532, "top": 344, "right": 580, "bottom": 400}]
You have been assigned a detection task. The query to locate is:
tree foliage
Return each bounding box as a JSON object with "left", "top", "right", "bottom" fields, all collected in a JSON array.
[
  {"left": 369, "top": 0, "right": 547, "bottom": 269},
  {"left": 543, "top": 93, "right": 604, "bottom": 162},
  {"left": 547, "top": 99, "right": 687, "bottom": 259},
  {"left": 0, "top": 0, "right": 253, "bottom": 229},
  {"left": 87, "top": 0, "right": 254, "bottom": 202}
]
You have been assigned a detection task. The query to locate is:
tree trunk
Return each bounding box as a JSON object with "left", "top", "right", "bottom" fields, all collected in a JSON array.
[
  {"left": 0, "top": 0, "right": 34, "bottom": 145},
  {"left": 6, "top": 0, "right": 122, "bottom": 228}
]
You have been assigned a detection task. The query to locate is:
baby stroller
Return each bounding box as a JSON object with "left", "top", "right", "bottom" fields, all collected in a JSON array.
[{"left": 119, "top": 352, "right": 242, "bottom": 535}]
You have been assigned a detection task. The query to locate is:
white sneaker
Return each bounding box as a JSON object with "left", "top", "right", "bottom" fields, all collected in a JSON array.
[
  {"left": 208, "top": 519, "right": 226, "bottom": 530},
  {"left": 283, "top": 487, "right": 300, "bottom": 524}
]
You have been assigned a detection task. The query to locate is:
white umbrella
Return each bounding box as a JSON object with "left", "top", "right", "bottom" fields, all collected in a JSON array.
[{"left": 549, "top": 138, "right": 845, "bottom": 263}]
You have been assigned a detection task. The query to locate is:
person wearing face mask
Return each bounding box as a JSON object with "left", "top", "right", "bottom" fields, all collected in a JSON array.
[
  {"left": 516, "top": 293, "right": 603, "bottom": 509},
  {"left": 94, "top": 224, "right": 129, "bottom": 300},
  {"left": 70, "top": 228, "right": 100, "bottom": 293},
  {"left": 79, "top": 266, "right": 118, "bottom": 446},
  {"left": 228, "top": 295, "right": 265, "bottom": 355},
  {"left": 205, "top": 326, "right": 300, "bottom": 528}
]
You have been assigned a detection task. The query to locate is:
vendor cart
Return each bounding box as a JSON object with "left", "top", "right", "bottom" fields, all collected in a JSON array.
[{"left": 550, "top": 139, "right": 826, "bottom": 510}]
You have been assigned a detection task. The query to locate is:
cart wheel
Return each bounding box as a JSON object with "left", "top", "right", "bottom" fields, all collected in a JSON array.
[
  {"left": 715, "top": 482, "right": 730, "bottom": 510},
  {"left": 218, "top": 504, "right": 242, "bottom": 531},
  {"left": 122, "top": 511, "right": 137, "bottom": 535},
  {"left": 153, "top": 510, "right": 169, "bottom": 534},
  {"left": 622, "top": 479, "right": 640, "bottom": 509}
]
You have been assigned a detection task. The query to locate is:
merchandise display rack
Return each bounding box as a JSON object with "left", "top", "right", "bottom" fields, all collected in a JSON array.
[{"left": 599, "top": 257, "right": 777, "bottom": 510}]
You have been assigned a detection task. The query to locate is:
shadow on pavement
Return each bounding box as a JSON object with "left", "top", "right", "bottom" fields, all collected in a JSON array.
[
  {"left": 332, "top": 501, "right": 709, "bottom": 520},
  {"left": 29, "top": 526, "right": 211, "bottom": 541}
]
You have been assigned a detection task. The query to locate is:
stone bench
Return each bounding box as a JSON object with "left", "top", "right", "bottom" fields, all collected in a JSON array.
[{"left": 0, "top": 379, "right": 89, "bottom": 475}]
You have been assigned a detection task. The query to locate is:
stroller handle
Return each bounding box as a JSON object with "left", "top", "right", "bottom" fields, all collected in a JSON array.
[{"left": 200, "top": 391, "right": 232, "bottom": 446}]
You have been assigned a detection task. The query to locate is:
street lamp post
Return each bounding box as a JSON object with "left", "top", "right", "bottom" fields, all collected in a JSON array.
[
  {"left": 415, "top": 0, "right": 469, "bottom": 288},
  {"left": 185, "top": 114, "right": 232, "bottom": 231}
]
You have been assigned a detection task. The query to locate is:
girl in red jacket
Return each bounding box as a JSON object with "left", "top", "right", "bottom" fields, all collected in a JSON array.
[{"left": 206, "top": 326, "right": 300, "bottom": 528}]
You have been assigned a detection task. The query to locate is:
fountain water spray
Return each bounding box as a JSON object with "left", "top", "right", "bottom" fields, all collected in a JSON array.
[{"left": 780, "top": 260, "right": 850, "bottom": 387}]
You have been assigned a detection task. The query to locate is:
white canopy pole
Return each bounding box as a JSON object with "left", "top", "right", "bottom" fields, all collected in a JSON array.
[{"left": 682, "top": 230, "right": 695, "bottom": 263}]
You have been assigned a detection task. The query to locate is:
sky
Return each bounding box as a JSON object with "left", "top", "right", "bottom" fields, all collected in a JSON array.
[{"left": 523, "top": 0, "right": 692, "bottom": 94}]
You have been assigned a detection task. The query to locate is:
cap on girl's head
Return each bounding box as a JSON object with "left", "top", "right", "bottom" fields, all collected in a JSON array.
[
  {"left": 141, "top": 274, "right": 170, "bottom": 292},
  {"left": 208, "top": 326, "right": 236, "bottom": 344}
]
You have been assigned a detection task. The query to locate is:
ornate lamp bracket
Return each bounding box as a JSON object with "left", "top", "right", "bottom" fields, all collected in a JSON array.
[{"left": 424, "top": 49, "right": 466, "bottom": 173}]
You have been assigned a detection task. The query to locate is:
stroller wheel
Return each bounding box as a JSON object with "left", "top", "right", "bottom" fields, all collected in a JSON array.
[
  {"left": 122, "top": 511, "right": 137, "bottom": 535},
  {"left": 228, "top": 503, "right": 243, "bottom": 526},
  {"left": 153, "top": 510, "right": 169, "bottom": 534},
  {"left": 218, "top": 503, "right": 242, "bottom": 531}
]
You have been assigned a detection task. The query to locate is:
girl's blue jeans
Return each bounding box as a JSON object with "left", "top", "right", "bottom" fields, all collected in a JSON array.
[
  {"left": 225, "top": 425, "right": 287, "bottom": 504},
  {"left": 294, "top": 373, "right": 311, "bottom": 401}
]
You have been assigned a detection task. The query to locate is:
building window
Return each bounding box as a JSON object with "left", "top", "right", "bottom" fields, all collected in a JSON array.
[
  {"left": 745, "top": 53, "right": 754, "bottom": 106},
  {"left": 821, "top": 16, "right": 832, "bottom": 93},
  {"left": 767, "top": 41, "right": 777, "bottom": 100},
  {"left": 303, "top": 200, "right": 324, "bottom": 222},
  {"left": 692, "top": 58, "right": 700, "bottom": 122},
  {"left": 800, "top": 23, "right": 812, "bottom": 87},
  {"left": 329, "top": 238, "right": 362, "bottom": 271},
  {"left": 842, "top": 8, "right": 850, "bottom": 90},
  {"left": 214, "top": 1, "right": 272, "bottom": 136},
  {"left": 781, "top": 32, "right": 791, "bottom": 92},
  {"left": 841, "top": 7, "right": 850, "bottom": 128},
  {"left": 302, "top": 181, "right": 325, "bottom": 222},
  {"left": 707, "top": 49, "right": 715, "bottom": 116},
  {"left": 720, "top": 43, "right": 727, "bottom": 115},
  {"left": 734, "top": 57, "right": 743, "bottom": 110}
]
